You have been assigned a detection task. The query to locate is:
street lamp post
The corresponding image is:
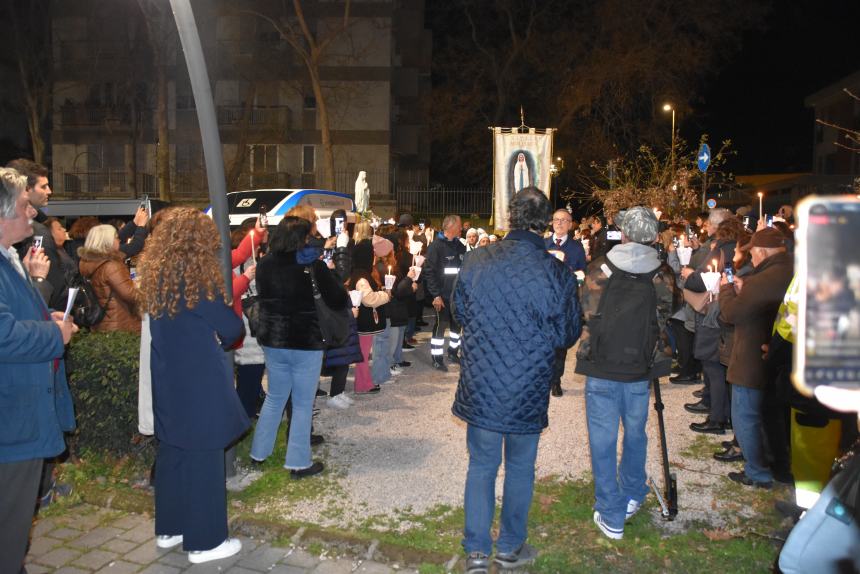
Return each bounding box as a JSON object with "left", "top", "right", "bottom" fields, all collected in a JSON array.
[{"left": 663, "top": 103, "right": 675, "bottom": 174}]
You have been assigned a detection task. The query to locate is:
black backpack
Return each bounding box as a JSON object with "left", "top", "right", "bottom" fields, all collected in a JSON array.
[
  {"left": 71, "top": 261, "right": 113, "bottom": 329},
  {"left": 587, "top": 259, "right": 659, "bottom": 379}
]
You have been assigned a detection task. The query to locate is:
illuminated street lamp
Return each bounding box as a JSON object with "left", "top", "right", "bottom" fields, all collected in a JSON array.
[{"left": 663, "top": 103, "right": 675, "bottom": 173}]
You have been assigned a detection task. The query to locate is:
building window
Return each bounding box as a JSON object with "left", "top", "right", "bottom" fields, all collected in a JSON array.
[
  {"left": 250, "top": 144, "right": 278, "bottom": 173},
  {"left": 302, "top": 145, "right": 315, "bottom": 174},
  {"left": 303, "top": 95, "right": 317, "bottom": 110}
]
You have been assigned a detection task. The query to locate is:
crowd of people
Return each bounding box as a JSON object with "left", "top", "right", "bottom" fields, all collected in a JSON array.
[{"left": 1, "top": 156, "right": 857, "bottom": 572}]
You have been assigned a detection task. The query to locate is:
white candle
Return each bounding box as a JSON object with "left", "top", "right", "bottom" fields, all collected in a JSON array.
[{"left": 757, "top": 192, "right": 763, "bottom": 220}]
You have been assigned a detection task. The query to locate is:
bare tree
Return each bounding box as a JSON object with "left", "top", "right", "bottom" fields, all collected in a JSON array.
[
  {"left": 816, "top": 88, "right": 860, "bottom": 154},
  {"left": 8, "top": 0, "right": 52, "bottom": 164},
  {"left": 244, "top": 0, "right": 352, "bottom": 190},
  {"left": 137, "top": 0, "right": 175, "bottom": 201}
]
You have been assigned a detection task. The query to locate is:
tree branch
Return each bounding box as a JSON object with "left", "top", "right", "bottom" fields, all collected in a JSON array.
[{"left": 816, "top": 118, "right": 860, "bottom": 138}]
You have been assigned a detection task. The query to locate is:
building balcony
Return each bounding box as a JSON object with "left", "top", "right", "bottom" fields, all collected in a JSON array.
[
  {"left": 59, "top": 104, "right": 153, "bottom": 129},
  {"left": 216, "top": 105, "right": 292, "bottom": 130}
]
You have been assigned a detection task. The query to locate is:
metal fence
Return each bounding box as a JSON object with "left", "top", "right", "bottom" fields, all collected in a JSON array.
[
  {"left": 395, "top": 187, "right": 492, "bottom": 218},
  {"left": 55, "top": 167, "right": 494, "bottom": 217}
]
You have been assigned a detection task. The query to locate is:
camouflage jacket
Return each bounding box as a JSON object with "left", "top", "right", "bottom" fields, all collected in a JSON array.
[{"left": 575, "top": 242, "right": 675, "bottom": 381}]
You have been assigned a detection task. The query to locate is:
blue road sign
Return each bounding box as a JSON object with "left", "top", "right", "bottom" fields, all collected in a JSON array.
[{"left": 697, "top": 143, "right": 711, "bottom": 173}]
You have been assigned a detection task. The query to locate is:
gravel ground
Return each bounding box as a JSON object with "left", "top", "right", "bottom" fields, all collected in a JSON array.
[{"left": 253, "top": 329, "right": 769, "bottom": 533}]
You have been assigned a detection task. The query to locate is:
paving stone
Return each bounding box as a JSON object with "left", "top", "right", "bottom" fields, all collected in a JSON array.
[
  {"left": 281, "top": 549, "right": 320, "bottom": 570},
  {"left": 54, "top": 567, "right": 90, "bottom": 574},
  {"left": 311, "top": 560, "right": 361, "bottom": 574},
  {"left": 102, "top": 538, "right": 139, "bottom": 554},
  {"left": 120, "top": 521, "right": 156, "bottom": 544},
  {"left": 36, "top": 547, "right": 83, "bottom": 568},
  {"left": 24, "top": 564, "right": 51, "bottom": 574},
  {"left": 125, "top": 542, "right": 172, "bottom": 565},
  {"left": 110, "top": 514, "right": 148, "bottom": 530},
  {"left": 269, "top": 566, "right": 308, "bottom": 574},
  {"left": 138, "top": 564, "right": 182, "bottom": 574},
  {"left": 26, "top": 535, "right": 63, "bottom": 557},
  {"left": 72, "top": 549, "right": 120, "bottom": 570},
  {"left": 237, "top": 544, "right": 291, "bottom": 571},
  {"left": 70, "top": 526, "right": 125, "bottom": 549},
  {"left": 52, "top": 527, "right": 86, "bottom": 541},
  {"left": 354, "top": 562, "right": 395, "bottom": 574},
  {"left": 156, "top": 551, "right": 189, "bottom": 568},
  {"left": 72, "top": 510, "right": 110, "bottom": 531},
  {"left": 32, "top": 517, "right": 58, "bottom": 537},
  {"left": 95, "top": 560, "right": 144, "bottom": 574}
]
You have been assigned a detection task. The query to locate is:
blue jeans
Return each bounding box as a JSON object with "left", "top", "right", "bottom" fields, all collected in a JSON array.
[
  {"left": 251, "top": 347, "right": 323, "bottom": 470},
  {"left": 731, "top": 385, "right": 772, "bottom": 482},
  {"left": 585, "top": 377, "right": 651, "bottom": 530},
  {"left": 371, "top": 321, "right": 392, "bottom": 384},
  {"left": 462, "top": 425, "right": 540, "bottom": 555},
  {"left": 389, "top": 324, "right": 406, "bottom": 365}
]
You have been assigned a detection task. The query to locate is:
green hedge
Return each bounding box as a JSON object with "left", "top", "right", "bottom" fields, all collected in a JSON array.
[{"left": 66, "top": 330, "right": 141, "bottom": 456}]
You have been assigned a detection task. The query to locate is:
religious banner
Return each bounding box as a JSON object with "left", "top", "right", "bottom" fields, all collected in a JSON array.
[{"left": 492, "top": 127, "right": 555, "bottom": 231}]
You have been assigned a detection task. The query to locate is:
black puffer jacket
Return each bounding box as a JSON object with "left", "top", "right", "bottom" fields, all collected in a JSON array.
[{"left": 255, "top": 251, "right": 349, "bottom": 349}]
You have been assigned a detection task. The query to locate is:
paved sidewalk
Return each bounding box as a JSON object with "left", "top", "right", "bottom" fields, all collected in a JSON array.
[{"left": 26, "top": 505, "right": 421, "bottom": 574}]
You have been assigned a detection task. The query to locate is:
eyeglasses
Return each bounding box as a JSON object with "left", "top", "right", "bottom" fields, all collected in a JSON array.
[{"left": 552, "top": 218, "right": 572, "bottom": 224}]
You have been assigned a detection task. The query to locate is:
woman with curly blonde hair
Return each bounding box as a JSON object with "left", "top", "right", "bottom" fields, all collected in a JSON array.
[{"left": 137, "top": 207, "right": 248, "bottom": 564}]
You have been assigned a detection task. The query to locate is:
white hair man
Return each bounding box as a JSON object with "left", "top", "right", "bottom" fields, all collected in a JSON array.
[{"left": 0, "top": 167, "right": 77, "bottom": 573}]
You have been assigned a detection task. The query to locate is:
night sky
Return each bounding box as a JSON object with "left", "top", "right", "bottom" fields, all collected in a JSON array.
[{"left": 692, "top": 0, "right": 860, "bottom": 175}]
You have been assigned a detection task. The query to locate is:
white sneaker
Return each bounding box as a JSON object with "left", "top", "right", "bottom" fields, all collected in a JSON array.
[
  {"left": 188, "top": 538, "right": 242, "bottom": 564},
  {"left": 156, "top": 534, "right": 183, "bottom": 549},
  {"left": 626, "top": 499, "right": 641, "bottom": 521},
  {"left": 390, "top": 366, "right": 404, "bottom": 377},
  {"left": 593, "top": 511, "right": 623, "bottom": 540},
  {"left": 328, "top": 394, "right": 351, "bottom": 410},
  {"left": 342, "top": 394, "right": 355, "bottom": 405}
]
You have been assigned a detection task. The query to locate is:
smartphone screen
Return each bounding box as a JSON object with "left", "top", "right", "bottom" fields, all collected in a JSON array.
[
  {"left": 724, "top": 267, "right": 734, "bottom": 284},
  {"left": 32, "top": 235, "right": 43, "bottom": 251},
  {"left": 794, "top": 196, "right": 860, "bottom": 394},
  {"left": 606, "top": 230, "right": 622, "bottom": 241},
  {"left": 743, "top": 216, "right": 750, "bottom": 229},
  {"left": 766, "top": 215, "right": 774, "bottom": 227},
  {"left": 334, "top": 217, "right": 344, "bottom": 235},
  {"left": 259, "top": 205, "right": 269, "bottom": 228}
]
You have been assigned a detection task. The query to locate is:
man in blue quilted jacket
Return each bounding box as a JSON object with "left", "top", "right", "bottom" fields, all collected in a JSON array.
[{"left": 451, "top": 187, "right": 581, "bottom": 573}]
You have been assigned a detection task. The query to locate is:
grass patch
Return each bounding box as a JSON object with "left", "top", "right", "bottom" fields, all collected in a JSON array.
[{"left": 679, "top": 433, "right": 724, "bottom": 459}]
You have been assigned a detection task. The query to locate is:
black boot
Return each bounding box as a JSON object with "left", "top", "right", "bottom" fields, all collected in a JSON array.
[
  {"left": 432, "top": 357, "right": 448, "bottom": 372},
  {"left": 551, "top": 382, "right": 563, "bottom": 397},
  {"left": 447, "top": 350, "right": 460, "bottom": 364}
]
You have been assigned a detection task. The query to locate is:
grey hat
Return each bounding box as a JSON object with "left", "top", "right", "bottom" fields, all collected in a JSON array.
[
  {"left": 398, "top": 213, "right": 414, "bottom": 227},
  {"left": 616, "top": 206, "right": 658, "bottom": 244}
]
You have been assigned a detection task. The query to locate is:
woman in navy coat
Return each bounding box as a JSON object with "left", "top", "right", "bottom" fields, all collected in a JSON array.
[{"left": 138, "top": 207, "right": 249, "bottom": 564}]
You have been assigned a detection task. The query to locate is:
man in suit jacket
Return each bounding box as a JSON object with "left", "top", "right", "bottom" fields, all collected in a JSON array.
[
  {"left": 0, "top": 168, "right": 77, "bottom": 573},
  {"left": 545, "top": 209, "right": 586, "bottom": 396},
  {"left": 7, "top": 159, "right": 66, "bottom": 310}
]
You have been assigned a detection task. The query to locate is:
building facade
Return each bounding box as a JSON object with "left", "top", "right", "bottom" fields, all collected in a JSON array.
[{"left": 50, "top": 0, "right": 431, "bottom": 204}]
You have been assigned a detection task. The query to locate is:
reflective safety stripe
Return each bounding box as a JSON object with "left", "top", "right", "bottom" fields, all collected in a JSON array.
[
  {"left": 449, "top": 333, "right": 461, "bottom": 340},
  {"left": 795, "top": 487, "right": 820, "bottom": 510},
  {"left": 444, "top": 267, "right": 459, "bottom": 275},
  {"left": 448, "top": 340, "right": 461, "bottom": 349},
  {"left": 430, "top": 348, "right": 444, "bottom": 356},
  {"left": 431, "top": 338, "right": 446, "bottom": 345}
]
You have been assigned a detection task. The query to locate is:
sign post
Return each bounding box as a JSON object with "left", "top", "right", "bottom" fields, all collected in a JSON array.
[{"left": 697, "top": 143, "right": 711, "bottom": 211}]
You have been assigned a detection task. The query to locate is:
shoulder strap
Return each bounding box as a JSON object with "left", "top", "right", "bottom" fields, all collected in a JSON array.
[{"left": 91, "top": 259, "right": 115, "bottom": 305}]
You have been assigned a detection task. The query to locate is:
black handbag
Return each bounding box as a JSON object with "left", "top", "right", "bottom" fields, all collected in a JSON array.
[
  {"left": 241, "top": 295, "right": 260, "bottom": 337},
  {"left": 308, "top": 265, "right": 351, "bottom": 349}
]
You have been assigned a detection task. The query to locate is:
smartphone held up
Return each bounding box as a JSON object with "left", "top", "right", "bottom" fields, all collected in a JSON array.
[{"left": 793, "top": 195, "right": 860, "bottom": 396}]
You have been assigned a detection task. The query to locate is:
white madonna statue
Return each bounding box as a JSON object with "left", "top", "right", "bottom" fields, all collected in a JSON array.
[{"left": 354, "top": 170, "right": 369, "bottom": 213}]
